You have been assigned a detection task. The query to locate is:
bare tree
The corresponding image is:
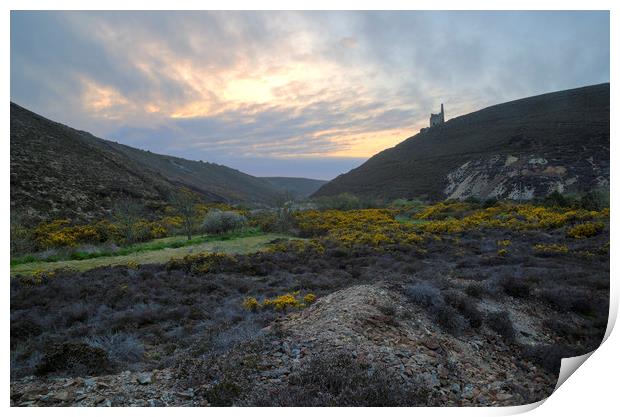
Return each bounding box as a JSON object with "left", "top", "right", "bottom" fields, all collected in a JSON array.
[
  {"left": 170, "top": 188, "right": 200, "bottom": 240},
  {"left": 112, "top": 199, "right": 144, "bottom": 244}
]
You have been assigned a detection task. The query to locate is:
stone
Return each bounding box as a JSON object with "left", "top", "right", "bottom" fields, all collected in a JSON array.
[
  {"left": 496, "top": 393, "right": 513, "bottom": 401},
  {"left": 462, "top": 384, "right": 475, "bottom": 399},
  {"left": 177, "top": 390, "right": 194, "bottom": 399},
  {"left": 423, "top": 339, "right": 440, "bottom": 351},
  {"left": 84, "top": 378, "right": 97, "bottom": 388},
  {"left": 475, "top": 394, "right": 488, "bottom": 405},
  {"left": 136, "top": 373, "right": 153, "bottom": 385},
  {"left": 450, "top": 383, "right": 461, "bottom": 394},
  {"left": 52, "top": 391, "right": 72, "bottom": 402}
]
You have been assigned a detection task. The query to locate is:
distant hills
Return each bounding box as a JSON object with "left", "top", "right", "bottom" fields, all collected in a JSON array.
[
  {"left": 314, "top": 83, "right": 610, "bottom": 201},
  {"left": 261, "top": 177, "right": 327, "bottom": 199},
  {"left": 11, "top": 83, "right": 610, "bottom": 222},
  {"left": 10, "top": 103, "right": 316, "bottom": 222}
]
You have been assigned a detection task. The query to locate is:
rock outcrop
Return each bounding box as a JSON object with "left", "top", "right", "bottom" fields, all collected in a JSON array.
[{"left": 314, "top": 83, "right": 609, "bottom": 201}]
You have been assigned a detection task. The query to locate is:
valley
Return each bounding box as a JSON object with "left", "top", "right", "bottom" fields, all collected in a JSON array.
[{"left": 10, "top": 85, "right": 610, "bottom": 407}]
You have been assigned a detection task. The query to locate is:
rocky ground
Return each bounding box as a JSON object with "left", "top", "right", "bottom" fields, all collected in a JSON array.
[{"left": 12, "top": 283, "right": 562, "bottom": 407}]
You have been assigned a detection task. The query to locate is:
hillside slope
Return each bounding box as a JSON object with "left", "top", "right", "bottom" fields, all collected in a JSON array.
[
  {"left": 10, "top": 103, "right": 284, "bottom": 222},
  {"left": 261, "top": 177, "right": 327, "bottom": 199},
  {"left": 314, "top": 83, "right": 609, "bottom": 201}
]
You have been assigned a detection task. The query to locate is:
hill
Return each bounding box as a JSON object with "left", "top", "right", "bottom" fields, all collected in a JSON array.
[
  {"left": 261, "top": 177, "right": 327, "bottom": 199},
  {"left": 10, "top": 103, "right": 286, "bottom": 222},
  {"left": 314, "top": 83, "right": 610, "bottom": 201}
]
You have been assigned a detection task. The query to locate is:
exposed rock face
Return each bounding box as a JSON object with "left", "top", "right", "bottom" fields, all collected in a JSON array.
[
  {"left": 314, "top": 83, "right": 609, "bottom": 201},
  {"left": 444, "top": 152, "right": 608, "bottom": 200}
]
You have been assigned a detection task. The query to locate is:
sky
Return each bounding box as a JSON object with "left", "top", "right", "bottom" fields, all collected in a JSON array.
[{"left": 10, "top": 11, "right": 610, "bottom": 180}]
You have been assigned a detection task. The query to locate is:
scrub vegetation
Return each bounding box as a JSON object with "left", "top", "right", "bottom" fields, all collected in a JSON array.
[{"left": 11, "top": 196, "right": 609, "bottom": 406}]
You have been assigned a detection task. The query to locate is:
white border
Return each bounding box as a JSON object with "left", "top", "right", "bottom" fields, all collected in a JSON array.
[{"left": 3, "top": 2, "right": 616, "bottom": 416}]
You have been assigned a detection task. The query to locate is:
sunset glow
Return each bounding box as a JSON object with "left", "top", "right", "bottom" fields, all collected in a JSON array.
[{"left": 11, "top": 11, "right": 610, "bottom": 178}]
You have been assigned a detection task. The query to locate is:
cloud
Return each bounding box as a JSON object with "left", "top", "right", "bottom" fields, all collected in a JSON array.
[
  {"left": 339, "top": 37, "right": 358, "bottom": 49},
  {"left": 10, "top": 11, "right": 609, "bottom": 178}
]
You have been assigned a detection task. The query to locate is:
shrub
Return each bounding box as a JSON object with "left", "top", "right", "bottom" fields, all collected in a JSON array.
[
  {"left": 578, "top": 191, "right": 607, "bottom": 211},
  {"left": 201, "top": 210, "right": 247, "bottom": 235},
  {"left": 112, "top": 199, "right": 145, "bottom": 244},
  {"left": 167, "top": 252, "right": 238, "bottom": 274},
  {"left": 404, "top": 282, "right": 443, "bottom": 307},
  {"left": 539, "top": 288, "right": 594, "bottom": 315},
  {"left": 11, "top": 318, "right": 42, "bottom": 343},
  {"left": 242, "top": 297, "right": 260, "bottom": 311},
  {"left": 35, "top": 342, "right": 110, "bottom": 376},
  {"left": 404, "top": 283, "right": 470, "bottom": 335},
  {"left": 542, "top": 190, "right": 572, "bottom": 208},
  {"left": 263, "top": 293, "right": 303, "bottom": 311},
  {"left": 443, "top": 290, "right": 483, "bottom": 328},
  {"left": 433, "top": 303, "right": 469, "bottom": 336},
  {"left": 465, "top": 283, "right": 483, "bottom": 298},
  {"left": 210, "top": 320, "right": 265, "bottom": 353},
  {"left": 246, "top": 352, "right": 429, "bottom": 406},
  {"left": 486, "top": 311, "right": 515, "bottom": 342},
  {"left": 533, "top": 243, "right": 569, "bottom": 255},
  {"left": 176, "top": 338, "right": 267, "bottom": 405},
  {"left": 10, "top": 215, "right": 35, "bottom": 256},
  {"left": 502, "top": 277, "right": 531, "bottom": 298},
  {"left": 248, "top": 206, "right": 298, "bottom": 234},
  {"left": 243, "top": 292, "right": 315, "bottom": 311},
  {"left": 521, "top": 344, "right": 577, "bottom": 374},
  {"left": 85, "top": 333, "right": 144, "bottom": 365},
  {"left": 566, "top": 222, "right": 604, "bottom": 239},
  {"left": 313, "top": 193, "right": 377, "bottom": 211},
  {"left": 303, "top": 293, "right": 317, "bottom": 304}
]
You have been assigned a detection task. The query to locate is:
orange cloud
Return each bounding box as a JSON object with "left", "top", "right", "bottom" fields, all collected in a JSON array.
[
  {"left": 81, "top": 79, "right": 132, "bottom": 120},
  {"left": 76, "top": 19, "right": 426, "bottom": 158}
]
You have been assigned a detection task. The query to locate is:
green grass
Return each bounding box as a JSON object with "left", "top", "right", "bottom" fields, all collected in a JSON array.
[
  {"left": 11, "top": 232, "right": 299, "bottom": 277},
  {"left": 11, "top": 228, "right": 263, "bottom": 267}
]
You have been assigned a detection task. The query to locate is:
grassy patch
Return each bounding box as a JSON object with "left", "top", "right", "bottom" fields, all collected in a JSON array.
[
  {"left": 11, "top": 228, "right": 263, "bottom": 266},
  {"left": 11, "top": 233, "right": 298, "bottom": 276}
]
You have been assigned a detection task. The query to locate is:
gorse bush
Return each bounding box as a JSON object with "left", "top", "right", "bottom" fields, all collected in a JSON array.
[
  {"left": 413, "top": 201, "right": 608, "bottom": 233},
  {"left": 533, "top": 243, "right": 569, "bottom": 255},
  {"left": 242, "top": 291, "right": 317, "bottom": 311},
  {"left": 566, "top": 222, "right": 604, "bottom": 239},
  {"left": 201, "top": 210, "right": 247, "bottom": 235},
  {"left": 295, "top": 209, "right": 423, "bottom": 247},
  {"left": 28, "top": 216, "right": 182, "bottom": 252}
]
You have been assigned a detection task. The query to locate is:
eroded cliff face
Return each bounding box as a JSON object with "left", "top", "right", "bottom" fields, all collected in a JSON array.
[{"left": 445, "top": 152, "right": 609, "bottom": 200}]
